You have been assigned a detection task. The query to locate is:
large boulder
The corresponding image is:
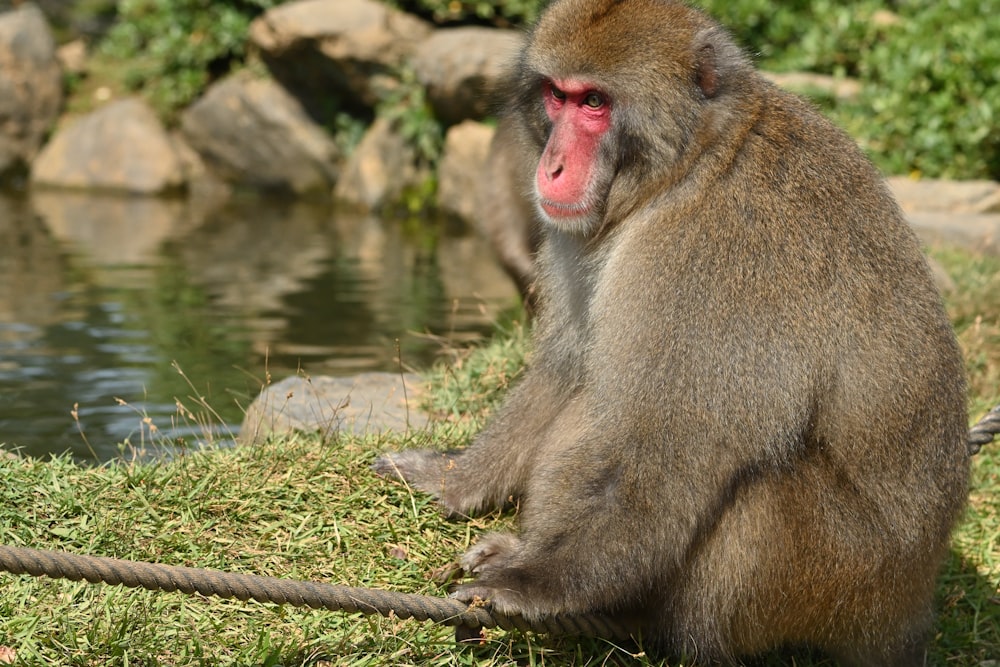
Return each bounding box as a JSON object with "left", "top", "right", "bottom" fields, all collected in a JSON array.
[
  {"left": 181, "top": 73, "right": 340, "bottom": 195},
  {"left": 762, "top": 71, "right": 862, "bottom": 102},
  {"left": 248, "top": 0, "right": 432, "bottom": 117},
  {"left": 437, "top": 120, "right": 493, "bottom": 223},
  {"left": 887, "top": 176, "right": 1000, "bottom": 214},
  {"left": 241, "top": 373, "right": 429, "bottom": 444},
  {"left": 412, "top": 28, "right": 523, "bottom": 125},
  {"left": 909, "top": 211, "right": 1000, "bottom": 257},
  {"left": 333, "top": 116, "right": 428, "bottom": 211},
  {"left": 0, "top": 3, "right": 63, "bottom": 177},
  {"left": 31, "top": 98, "right": 187, "bottom": 194}
]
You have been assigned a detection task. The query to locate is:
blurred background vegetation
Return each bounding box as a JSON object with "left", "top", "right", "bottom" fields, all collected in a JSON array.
[{"left": 16, "top": 0, "right": 1000, "bottom": 180}]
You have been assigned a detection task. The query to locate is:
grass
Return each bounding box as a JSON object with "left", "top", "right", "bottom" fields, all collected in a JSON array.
[{"left": 0, "top": 246, "right": 997, "bottom": 665}]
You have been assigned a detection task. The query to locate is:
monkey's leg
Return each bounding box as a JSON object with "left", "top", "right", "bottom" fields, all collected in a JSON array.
[
  {"left": 663, "top": 463, "right": 943, "bottom": 665},
  {"left": 372, "top": 369, "right": 576, "bottom": 516}
]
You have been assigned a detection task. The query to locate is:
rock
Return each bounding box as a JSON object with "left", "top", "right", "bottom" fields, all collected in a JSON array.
[
  {"left": 181, "top": 73, "right": 340, "bottom": 195},
  {"left": 924, "top": 256, "right": 956, "bottom": 295},
  {"left": 762, "top": 71, "right": 862, "bottom": 102},
  {"left": 248, "top": 0, "right": 432, "bottom": 117},
  {"left": 56, "top": 38, "right": 87, "bottom": 75},
  {"left": 30, "top": 98, "right": 187, "bottom": 194},
  {"left": 437, "top": 120, "right": 493, "bottom": 223},
  {"left": 0, "top": 3, "right": 63, "bottom": 177},
  {"left": 333, "top": 116, "right": 428, "bottom": 211},
  {"left": 240, "top": 373, "right": 429, "bottom": 444},
  {"left": 412, "top": 27, "right": 523, "bottom": 125},
  {"left": 888, "top": 176, "right": 1000, "bottom": 215},
  {"left": 871, "top": 9, "right": 902, "bottom": 28},
  {"left": 908, "top": 211, "right": 1000, "bottom": 255}
]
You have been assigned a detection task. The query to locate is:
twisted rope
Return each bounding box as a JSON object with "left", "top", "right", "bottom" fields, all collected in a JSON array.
[
  {"left": 0, "top": 544, "right": 632, "bottom": 641},
  {"left": 968, "top": 404, "right": 1000, "bottom": 455}
]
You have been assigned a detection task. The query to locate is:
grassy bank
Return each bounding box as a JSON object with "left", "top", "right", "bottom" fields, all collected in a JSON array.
[{"left": 0, "top": 245, "right": 997, "bottom": 666}]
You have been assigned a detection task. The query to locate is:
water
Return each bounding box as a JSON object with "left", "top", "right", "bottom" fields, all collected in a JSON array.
[{"left": 0, "top": 190, "right": 520, "bottom": 462}]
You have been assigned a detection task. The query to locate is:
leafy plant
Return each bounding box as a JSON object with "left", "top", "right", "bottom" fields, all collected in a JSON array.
[
  {"left": 389, "top": 0, "right": 542, "bottom": 26},
  {"left": 100, "top": 0, "right": 278, "bottom": 118},
  {"left": 699, "top": 0, "right": 1000, "bottom": 179},
  {"left": 375, "top": 66, "right": 444, "bottom": 167},
  {"left": 845, "top": 1, "right": 1000, "bottom": 179},
  {"left": 373, "top": 65, "right": 444, "bottom": 212}
]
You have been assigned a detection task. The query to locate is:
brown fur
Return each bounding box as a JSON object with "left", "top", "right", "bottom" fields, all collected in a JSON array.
[{"left": 375, "top": 1, "right": 969, "bottom": 663}]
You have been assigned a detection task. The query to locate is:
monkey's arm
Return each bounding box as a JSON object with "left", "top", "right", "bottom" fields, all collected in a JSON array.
[{"left": 372, "top": 365, "right": 577, "bottom": 516}]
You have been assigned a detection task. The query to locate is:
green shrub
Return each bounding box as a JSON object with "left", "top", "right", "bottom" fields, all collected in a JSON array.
[
  {"left": 705, "top": 0, "right": 1000, "bottom": 179},
  {"left": 846, "top": 2, "right": 1000, "bottom": 179},
  {"left": 699, "top": 0, "right": 886, "bottom": 76},
  {"left": 100, "top": 0, "right": 278, "bottom": 118},
  {"left": 388, "top": 0, "right": 542, "bottom": 26}
]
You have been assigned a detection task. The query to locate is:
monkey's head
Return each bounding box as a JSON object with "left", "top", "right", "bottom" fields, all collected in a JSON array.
[{"left": 515, "top": 0, "right": 754, "bottom": 237}]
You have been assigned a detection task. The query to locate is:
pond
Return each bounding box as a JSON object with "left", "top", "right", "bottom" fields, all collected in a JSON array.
[{"left": 0, "top": 190, "right": 521, "bottom": 463}]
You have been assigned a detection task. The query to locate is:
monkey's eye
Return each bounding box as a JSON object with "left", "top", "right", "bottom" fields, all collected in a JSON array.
[
  {"left": 583, "top": 92, "right": 605, "bottom": 108},
  {"left": 549, "top": 84, "right": 567, "bottom": 101}
]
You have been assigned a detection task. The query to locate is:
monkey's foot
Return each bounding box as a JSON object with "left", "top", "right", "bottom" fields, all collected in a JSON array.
[
  {"left": 460, "top": 532, "right": 521, "bottom": 575},
  {"left": 451, "top": 581, "right": 538, "bottom": 620}
]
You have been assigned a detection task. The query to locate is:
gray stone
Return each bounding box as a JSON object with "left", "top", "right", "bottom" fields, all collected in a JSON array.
[
  {"left": 412, "top": 27, "right": 523, "bottom": 125},
  {"left": 909, "top": 211, "right": 1000, "bottom": 255},
  {"left": 0, "top": 3, "right": 62, "bottom": 176},
  {"left": 181, "top": 73, "right": 340, "bottom": 195},
  {"left": 241, "top": 373, "right": 429, "bottom": 444},
  {"left": 762, "top": 71, "right": 862, "bottom": 101},
  {"left": 888, "top": 176, "right": 1000, "bottom": 215},
  {"left": 30, "top": 98, "right": 187, "bottom": 194},
  {"left": 248, "top": 0, "right": 431, "bottom": 116},
  {"left": 333, "top": 116, "right": 428, "bottom": 211},
  {"left": 437, "top": 120, "right": 493, "bottom": 224},
  {"left": 56, "top": 38, "right": 86, "bottom": 75}
]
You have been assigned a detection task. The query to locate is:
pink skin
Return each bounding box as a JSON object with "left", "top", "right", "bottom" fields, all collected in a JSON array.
[{"left": 536, "top": 78, "right": 612, "bottom": 222}]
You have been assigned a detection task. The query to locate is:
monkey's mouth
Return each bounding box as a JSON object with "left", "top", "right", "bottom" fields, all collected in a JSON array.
[{"left": 538, "top": 198, "right": 592, "bottom": 219}]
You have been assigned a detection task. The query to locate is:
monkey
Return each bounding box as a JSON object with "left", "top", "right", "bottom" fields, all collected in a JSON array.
[
  {"left": 374, "top": 0, "right": 970, "bottom": 664},
  {"left": 474, "top": 114, "right": 543, "bottom": 314}
]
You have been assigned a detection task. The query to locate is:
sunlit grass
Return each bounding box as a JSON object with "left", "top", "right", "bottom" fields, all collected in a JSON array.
[{"left": 0, "top": 246, "right": 995, "bottom": 665}]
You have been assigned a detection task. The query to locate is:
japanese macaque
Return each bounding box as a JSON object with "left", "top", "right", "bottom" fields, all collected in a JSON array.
[{"left": 375, "top": 0, "right": 970, "bottom": 664}]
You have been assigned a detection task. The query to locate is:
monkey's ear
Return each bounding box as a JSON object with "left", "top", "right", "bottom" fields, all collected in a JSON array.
[{"left": 696, "top": 43, "right": 719, "bottom": 99}]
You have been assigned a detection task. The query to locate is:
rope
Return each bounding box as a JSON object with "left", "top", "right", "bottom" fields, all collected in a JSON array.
[
  {"left": 0, "top": 544, "right": 633, "bottom": 641},
  {"left": 968, "top": 403, "right": 1000, "bottom": 455}
]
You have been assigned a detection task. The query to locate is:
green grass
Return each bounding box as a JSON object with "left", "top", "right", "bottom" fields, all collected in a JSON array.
[{"left": 0, "top": 248, "right": 997, "bottom": 665}]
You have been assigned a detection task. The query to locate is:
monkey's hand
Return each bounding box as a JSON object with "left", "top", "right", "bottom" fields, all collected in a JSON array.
[
  {"left": 374, "top": 444, "right": 524, "bottom": 516},
  {"left": 450, "top": 532, "right": 551, "bottom": 621},
  {"left": 459, "top": 532, "right": 521, "bottom": 575},
  {"left": 372, "top": 449, "right": 473, "bottom": 516},
  {"left": 371, "top": 450, "right": 454, "bottom": 492}
]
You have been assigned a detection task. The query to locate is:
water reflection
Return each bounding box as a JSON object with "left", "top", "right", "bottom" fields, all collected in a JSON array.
[{"left": 0, "top": 191, "right": 519, "bottom": 462}]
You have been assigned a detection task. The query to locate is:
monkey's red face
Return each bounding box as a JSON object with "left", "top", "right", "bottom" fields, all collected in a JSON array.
[{"left": 535, "top": 78, "right": 612, "bottom": 231}]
